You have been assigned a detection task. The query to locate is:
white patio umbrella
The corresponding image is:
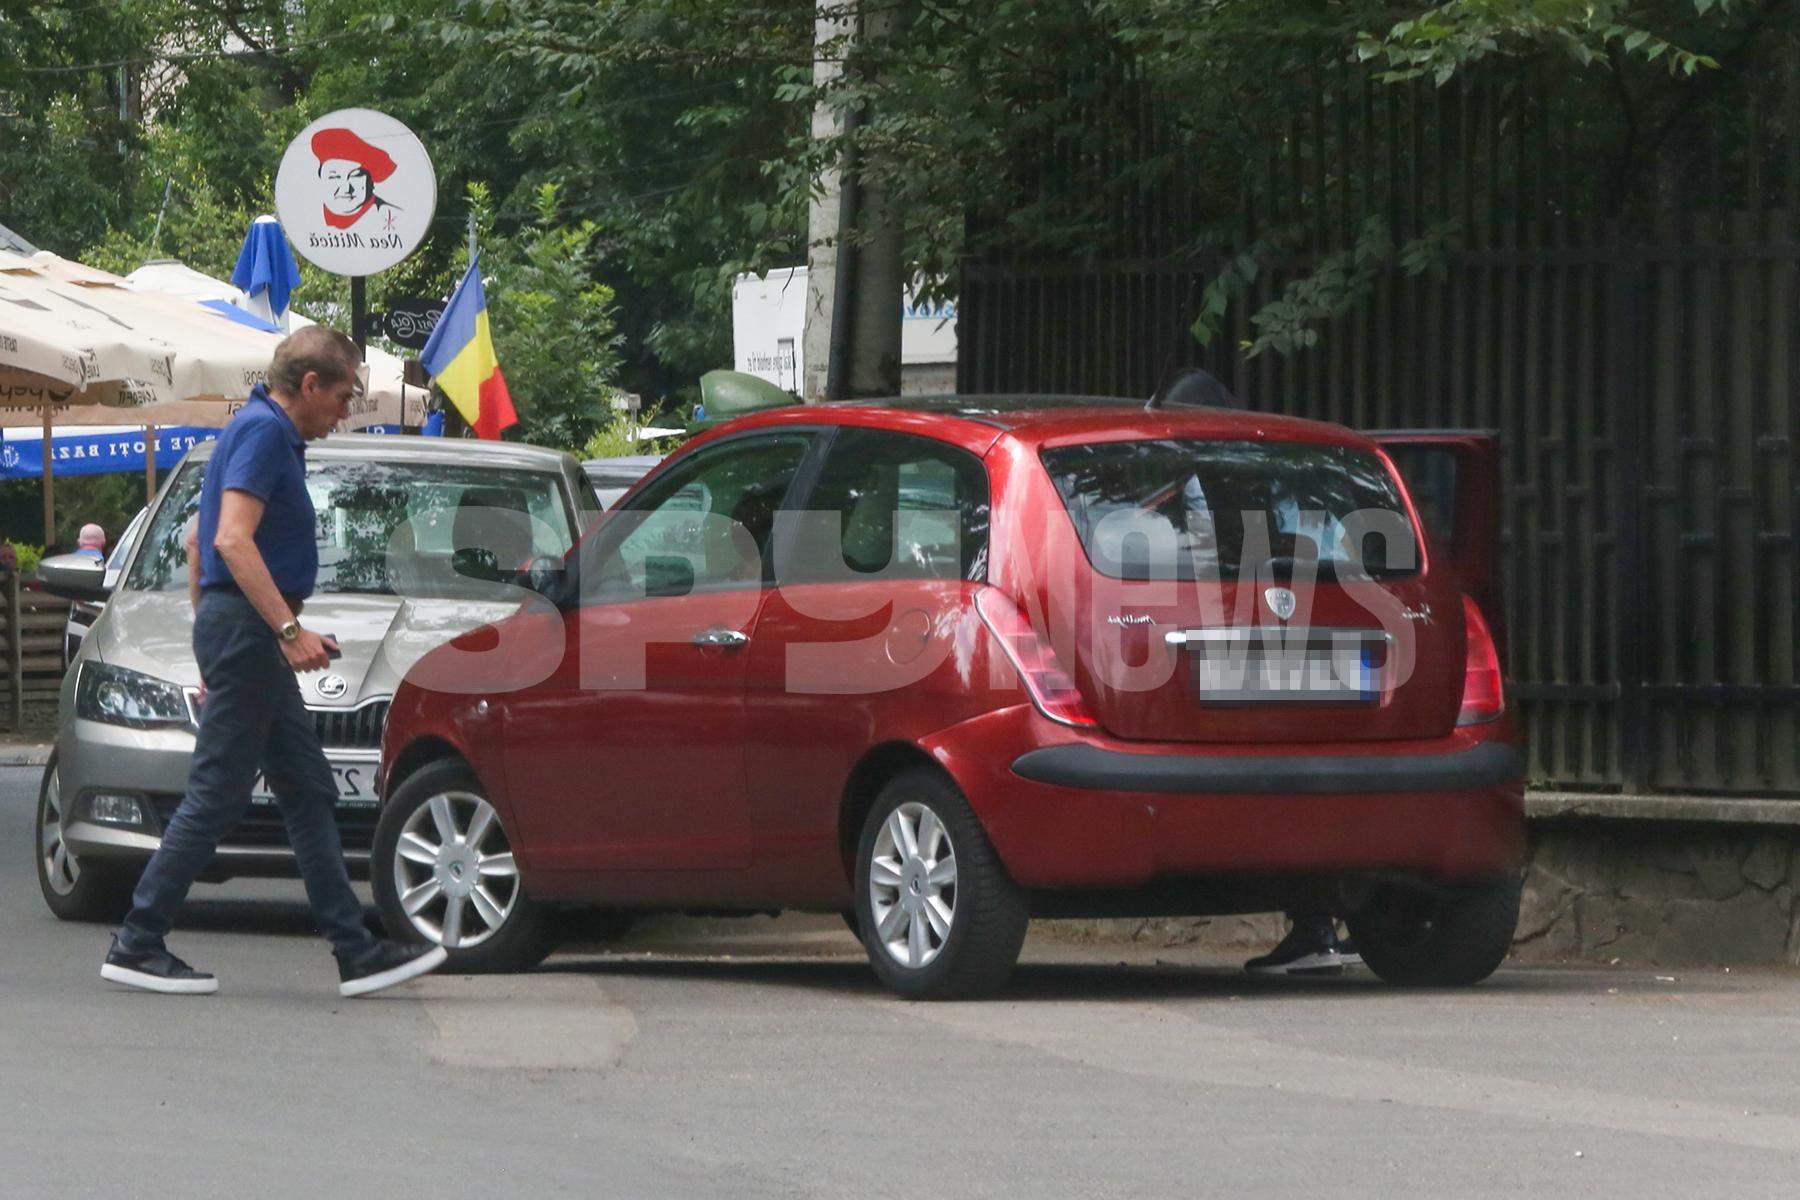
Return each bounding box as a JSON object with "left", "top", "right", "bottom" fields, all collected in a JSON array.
[
  {"left": 125, "top": 259, "right": 424, "bottom": 429},
  {"left": 0, "top": 250, "right": 282, "bottom": 420}
]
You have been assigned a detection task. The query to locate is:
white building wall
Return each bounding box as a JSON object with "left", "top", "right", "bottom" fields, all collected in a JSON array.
[{"left": 733, "top": 267, "right": 957, "bottom": 396}]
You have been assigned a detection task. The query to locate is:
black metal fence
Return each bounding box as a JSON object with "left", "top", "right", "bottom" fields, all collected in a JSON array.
[{"left": 958, "top": 211, "right": 1800, "bottom": 796}]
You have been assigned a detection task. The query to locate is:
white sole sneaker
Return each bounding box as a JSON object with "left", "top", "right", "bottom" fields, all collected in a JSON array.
[
  {"left": 101, "top": 962, "right": 219, "bottom": 995},
  {"left": 1246, "top": 949, "right": 1344, "bottom": 976},
  {"left": 340, "top": 945, "right": 448, "bottom": 998}
]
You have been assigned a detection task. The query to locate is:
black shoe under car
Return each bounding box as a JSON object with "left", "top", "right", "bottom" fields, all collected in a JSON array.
[
  {"left": 1244, "top": 921, "right": 1344, "bottom": 977},
  {"left": 101, "top": 938, "right": 219, "bottom": 995},
  {"left": 338, "top": 940, "right": 448, "bottom": 998}
]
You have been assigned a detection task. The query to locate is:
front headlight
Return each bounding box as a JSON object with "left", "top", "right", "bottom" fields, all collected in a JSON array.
[{"left": 76, "top": 662, "right": 195, "bottom": 730}]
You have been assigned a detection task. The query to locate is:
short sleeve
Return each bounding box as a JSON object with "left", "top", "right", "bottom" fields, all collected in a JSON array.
[{"left": 218, "top": 420, "right": 286, "bottom": 502}]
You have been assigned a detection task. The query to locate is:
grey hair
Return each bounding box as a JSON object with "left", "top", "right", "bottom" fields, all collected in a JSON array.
[{"left": 268, "top": 325, "right": 360, "bottom": 396}]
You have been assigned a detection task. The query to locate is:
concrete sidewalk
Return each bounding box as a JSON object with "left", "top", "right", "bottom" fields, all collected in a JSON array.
[{"left": 0, "top": 739, "right": 50, "bottom": 767}]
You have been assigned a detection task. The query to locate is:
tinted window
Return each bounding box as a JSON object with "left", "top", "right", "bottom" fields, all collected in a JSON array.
[
  {"left": 1381, "top": 444, "right": 1457, "bottom": 556},
  {"left": 592, "top": 433, "right": 812, "bottom": 597},
  {"left": 786, "top": 428, "right": 989, "bottom": 583},
  {"left": 1040, "top": 439, "right": 1418, "bottom": 580}
]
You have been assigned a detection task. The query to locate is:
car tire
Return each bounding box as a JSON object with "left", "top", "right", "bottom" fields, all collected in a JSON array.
[
  {"left": 372, "top": 759, "right": 555, "bottom": 973},
  {"left": 1345, "top": 874, "right": 1522, "bottom": 987},
  {"left": 35, "top": 754, "right": 138, "bottom": 923},
  {"left": 854, "top": 768, "right": 1029, "bottom": 1000}
]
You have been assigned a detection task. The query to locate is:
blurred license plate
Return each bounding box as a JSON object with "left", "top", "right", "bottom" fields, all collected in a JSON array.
[
  {"left": 1188, "top": 630, "right": 1385, "bottom": 704},
  {"left": 251, "top": 761, "right": 374, "bottom": 807}
]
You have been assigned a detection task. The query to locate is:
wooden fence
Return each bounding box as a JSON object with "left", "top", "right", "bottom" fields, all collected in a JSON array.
[{"left": 3, "top": 575, "right": 69, "bottom": 729}]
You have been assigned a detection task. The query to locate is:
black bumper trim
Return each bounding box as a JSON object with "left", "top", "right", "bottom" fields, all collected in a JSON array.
[{"left": 1011, "top": 741, "right": 1523, "bottom": 795}]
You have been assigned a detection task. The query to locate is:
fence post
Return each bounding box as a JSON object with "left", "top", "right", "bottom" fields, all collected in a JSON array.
[
  {"left": 6, "top": 570, "right": 20, "bottom": 733},
  {"left": 1611, "top": 232, "right": 1649, "bottom": 792}
]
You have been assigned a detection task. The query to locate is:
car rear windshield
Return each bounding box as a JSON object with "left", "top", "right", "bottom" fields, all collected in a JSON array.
[
  {"left": 126, "top": 458, "right": 578, "bottom": 597},
  {"left": 1039, "top": 439, "right": 1419, "bottom": 580}
]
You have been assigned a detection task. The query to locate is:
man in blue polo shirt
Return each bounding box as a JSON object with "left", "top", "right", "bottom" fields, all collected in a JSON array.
[{"left": 103, "top": 326, "right": 447, "bottom": 998}]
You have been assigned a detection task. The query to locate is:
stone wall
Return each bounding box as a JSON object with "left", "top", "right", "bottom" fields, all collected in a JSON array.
[
  {"left": 1515, "top": 820, "right": 1800, "bottom": 966},
  {"left": 1042, "top": 820, "right": 1800, "bottom": 967}
]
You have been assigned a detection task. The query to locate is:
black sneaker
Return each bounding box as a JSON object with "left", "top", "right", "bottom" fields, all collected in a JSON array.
[
  {"left": 337, "top": 940, "right": 448, "bottom": 998},
  {"left": 1245, "top": 918, "right": 1343, "bottom": 976},
  {"left": 102, "top": 936, "right": 218, "bottom": 995},
  {"left": 1336, "top": 934, "right": 1364, "bottom": 969}
]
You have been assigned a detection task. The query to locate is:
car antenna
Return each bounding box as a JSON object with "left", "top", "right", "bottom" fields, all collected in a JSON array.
[{"left": 1146, "top": 365, "right": 1244, "bottom": 411}]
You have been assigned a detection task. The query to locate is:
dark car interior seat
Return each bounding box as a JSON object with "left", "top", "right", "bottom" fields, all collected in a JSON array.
[{"left": 453, "top": 485, "right": 534, "bottom": 574}]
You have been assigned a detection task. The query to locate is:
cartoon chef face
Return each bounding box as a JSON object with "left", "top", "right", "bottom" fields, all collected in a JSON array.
[
  {"left": 320, "top": 159, "right": 372, "bottom": 218},
  {"left": 310, "top": 127, "right": 398, "bottom": 228}
]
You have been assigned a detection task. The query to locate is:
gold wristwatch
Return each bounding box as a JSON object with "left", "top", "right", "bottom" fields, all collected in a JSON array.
[{"left": 277, "top": 620, "right": 301, "bottom": 642}]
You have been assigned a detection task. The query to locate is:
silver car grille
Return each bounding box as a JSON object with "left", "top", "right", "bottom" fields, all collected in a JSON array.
[{"left": 311, "top": 700, "right": 389, "bottom": 751}]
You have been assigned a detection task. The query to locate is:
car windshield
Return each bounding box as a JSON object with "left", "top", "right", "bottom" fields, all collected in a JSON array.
[
  {"left": 125, "top": 456, "right": 577, "bottom": 597},
  {"left": 1040, "top": 438, "right": 1419, "bottom": 580}
]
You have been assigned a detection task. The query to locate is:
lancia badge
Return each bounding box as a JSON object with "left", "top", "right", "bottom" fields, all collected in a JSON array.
[{"left": 1264, "top": 586, "right": 1297, "bottom": 622}]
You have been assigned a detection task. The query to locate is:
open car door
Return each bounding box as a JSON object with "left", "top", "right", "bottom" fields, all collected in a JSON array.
[{"left": 1365, "top": 430, "right": 1504, "bottom": 660}]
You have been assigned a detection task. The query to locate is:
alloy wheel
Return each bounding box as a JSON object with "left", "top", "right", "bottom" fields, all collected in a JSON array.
[
  {"left": 392, "top": 791, "right": 519, "bottom": 950},
  {"left": 39, "top": 770, "right": 80, "bottom": 896},
  {"left": 867, "top": 801, "right": 958, "bottom": 969}
]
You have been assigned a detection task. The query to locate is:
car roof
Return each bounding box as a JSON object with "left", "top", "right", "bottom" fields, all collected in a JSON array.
[
  {"left": 582, "top": 454, "right": 665, "bottom": 479},
  {"left": 187, "top": 432, "right": 578, "bottom": 471},
  {"left": 697, "top": 394, "right": 1365, "bottom": 454}
]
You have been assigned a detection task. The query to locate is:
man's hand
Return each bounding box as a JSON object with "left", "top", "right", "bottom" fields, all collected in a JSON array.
[{"left": 281, "top": 629, "right": 340, "bottom": 673}]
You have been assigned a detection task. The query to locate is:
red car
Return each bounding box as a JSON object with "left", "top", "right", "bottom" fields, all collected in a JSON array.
[{"left": 372, "top": 395, "right": 1524, "bottom": 998}]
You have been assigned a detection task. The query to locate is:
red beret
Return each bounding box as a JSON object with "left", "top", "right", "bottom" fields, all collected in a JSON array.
[{"left": 310, "top": 127, "right": 397, "bottom": 183}]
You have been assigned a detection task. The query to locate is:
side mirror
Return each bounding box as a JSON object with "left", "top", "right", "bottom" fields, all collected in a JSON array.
[
  {"left": 451, "top": 546, "right": 502, "bottom": 583},
  {"left": 644, "top": 555, "right": 695, "bottom": 598},
  {"left": 39, "top": 553, "right": 111, "bottom": 603}
]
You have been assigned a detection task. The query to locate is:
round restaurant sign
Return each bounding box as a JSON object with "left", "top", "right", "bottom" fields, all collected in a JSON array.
[{"left": 275, "top": 108, "right": 436, "bottom": 277}]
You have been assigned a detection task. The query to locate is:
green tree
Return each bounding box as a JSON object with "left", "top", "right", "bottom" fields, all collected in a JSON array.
[{"left": 462, "top": 181, "right": 626, "bottom": 452}]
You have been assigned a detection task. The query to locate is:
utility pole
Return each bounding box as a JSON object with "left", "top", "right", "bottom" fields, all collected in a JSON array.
[{"left": 803, "top": 0, "right": 905, "bottom": 402}]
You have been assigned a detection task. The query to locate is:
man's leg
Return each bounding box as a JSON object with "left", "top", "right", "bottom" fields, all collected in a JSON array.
[
  {"left": 259, "top": 679, "right": 376, "bottom": 960},
  {"left": 115, "top": 599, "right": 279, "bottom": 955}
]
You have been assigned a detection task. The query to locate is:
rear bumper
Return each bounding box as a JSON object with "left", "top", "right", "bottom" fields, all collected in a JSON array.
[
  {"left": 1011, "top": 739, "right": 1522, "bottom": 795},
  {"left": 919, "top": 706, "right": 1527, "bottom": 892}
]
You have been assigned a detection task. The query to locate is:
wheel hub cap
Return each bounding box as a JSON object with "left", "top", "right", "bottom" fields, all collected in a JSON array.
[
  {"left": 394, "top": 790, "right": 520, "bottom": 951},
  {"left": 868, "top": 802, "right": 957, "bottom": 970}
]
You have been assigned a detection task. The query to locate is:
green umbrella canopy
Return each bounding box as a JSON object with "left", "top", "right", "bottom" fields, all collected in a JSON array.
[{"left": 689, "top": 369, "right": 800, "bottom": 434}]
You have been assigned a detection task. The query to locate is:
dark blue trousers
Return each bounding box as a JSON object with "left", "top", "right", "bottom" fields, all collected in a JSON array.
[{"left": 117, "top": 591, "right": 375, "bottom": 959}]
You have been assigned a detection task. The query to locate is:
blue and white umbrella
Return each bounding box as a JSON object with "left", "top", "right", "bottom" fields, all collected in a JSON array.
[{"left": 230, "top": 215, "right": 302, "bottom": 331}]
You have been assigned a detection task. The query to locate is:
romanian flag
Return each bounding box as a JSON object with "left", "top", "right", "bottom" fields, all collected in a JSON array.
[{"left": 420, "top": 258, "right": 518, "bottom": 439}]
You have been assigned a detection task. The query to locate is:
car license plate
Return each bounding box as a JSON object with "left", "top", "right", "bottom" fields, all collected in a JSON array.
[
  {"left": 1185, "top": 629, "right": 1385, "bottom": 704},
  {"left": 251, "top": 761, "right": 375, "bottom": 807}
]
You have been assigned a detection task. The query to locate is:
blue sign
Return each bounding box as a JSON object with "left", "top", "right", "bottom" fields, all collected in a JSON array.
[{"left": 0, "top": 427, "right": 219, "bottom": 480}]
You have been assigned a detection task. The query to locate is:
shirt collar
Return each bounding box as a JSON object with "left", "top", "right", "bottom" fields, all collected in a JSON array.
[{"left": 247, "top": 383, "right": 305, "bottom": 449}]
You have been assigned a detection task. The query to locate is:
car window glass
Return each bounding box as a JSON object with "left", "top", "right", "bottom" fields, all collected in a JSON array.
[
  {"left": 126, "top": 459, "right": 577, "bottom": 596},
  {"left": 124, "top": 463, "right": 206, "bottom": 591},
  {"left": 106, "top": 508, "right": 148, "bottom": 572},
  {"left": 786, "top": 428, "right": 989, "bottom": 583},
  {"left": 1380, "top": 444, "right": 1457, "bottom": 557},
  {"left": 592, "top": 433, "right": 812, "bottom": 598},
  {"left": 1041, "top": 439, "right": 1418, "bottom": 580}
]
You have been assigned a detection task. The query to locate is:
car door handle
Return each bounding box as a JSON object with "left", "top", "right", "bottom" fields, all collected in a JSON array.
[{"left": 692, "top": 627, "right": 750, "bottom": 649}]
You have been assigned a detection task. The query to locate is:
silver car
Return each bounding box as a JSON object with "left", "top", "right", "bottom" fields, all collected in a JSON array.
[{"left": 35, "top": 433, "right": 599, "bottom": 921}]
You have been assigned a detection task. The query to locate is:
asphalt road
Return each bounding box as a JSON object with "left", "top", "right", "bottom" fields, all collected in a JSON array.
[{"left": 6, "top": 765, "right": 1800, "bottom": 1198}]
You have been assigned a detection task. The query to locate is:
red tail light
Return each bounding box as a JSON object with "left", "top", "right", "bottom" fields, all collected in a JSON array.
[
  {"left": 974, "top": 587, "right": 1098, "bottom": 728},
  {"left": 1457, "top": 594, "right": 1505, "bottom": 726}
]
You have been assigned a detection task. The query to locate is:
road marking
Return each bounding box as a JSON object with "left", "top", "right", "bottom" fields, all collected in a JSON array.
[
  {"left": 419, "top": 975, "right": 636, "bottom": 1071},
  {"left": 907, "top": 1000, "right": 1800, "bottom": 1152}
]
